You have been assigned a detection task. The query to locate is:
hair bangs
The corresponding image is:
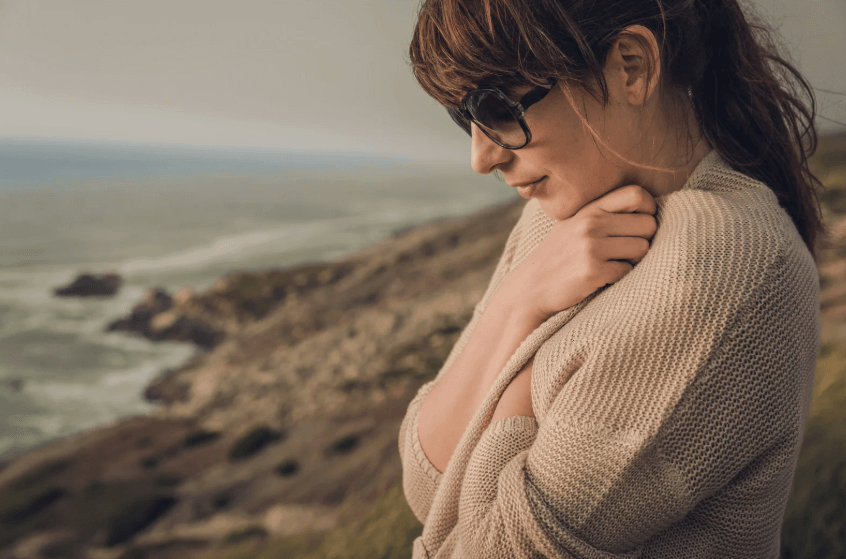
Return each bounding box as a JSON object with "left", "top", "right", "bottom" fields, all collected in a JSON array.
[{"left": 410, "top": 0, "right": 578, "bottom": 107}]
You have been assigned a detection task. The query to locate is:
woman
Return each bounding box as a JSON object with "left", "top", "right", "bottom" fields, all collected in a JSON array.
[{"left": 398, "top": 0, "right": 824, "bottom": 557}]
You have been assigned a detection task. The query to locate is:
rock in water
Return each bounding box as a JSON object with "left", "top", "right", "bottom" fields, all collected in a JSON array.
[
  {"left": 107, "top": 288, "right": 223, "bottom": 350},
  {"left": 106, "top": 288, "right": 174, "bottom": 337},
  {"left": 54, "top": 272, "right": 122, "bottom": 297}
]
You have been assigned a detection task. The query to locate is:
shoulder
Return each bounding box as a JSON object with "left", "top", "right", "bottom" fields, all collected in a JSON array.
[
  {"left": 647, "top": 172, "right": 816, "bottom": 309},
  {"left": 580, "top": 172, "right": 819, "bottom": 356},
  {"left": 530, "top": 166, "right": 819, "bottom": 426}
]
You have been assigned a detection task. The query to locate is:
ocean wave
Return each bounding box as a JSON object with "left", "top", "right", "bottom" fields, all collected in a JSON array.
[
  {"left": 0, "top": 276, "right": 145, "bottom": 339},
  {"left": 116, "top": 220, "right": 342, "bottom": 274},
  {"left": 4, "top": 346, "right": 192, "bottom": 446},
  {"left": 114, "top": 201, "right": 469, "bottom": 275}
]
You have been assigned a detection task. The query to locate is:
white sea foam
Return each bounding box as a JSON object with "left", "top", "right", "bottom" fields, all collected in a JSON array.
[
  {"left": 118, "top": 212, "right": 399, "bottom": 276},
  {"left": 12, "top": 343, "right": 192, "bottom": 430},
  {"left": 117, "top": 219, "right": 344, "bottom": 274}
]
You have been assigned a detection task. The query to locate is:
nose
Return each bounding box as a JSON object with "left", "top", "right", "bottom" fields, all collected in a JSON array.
[{"left": 470, "top": 124, "right": 513, "bottom": 175}]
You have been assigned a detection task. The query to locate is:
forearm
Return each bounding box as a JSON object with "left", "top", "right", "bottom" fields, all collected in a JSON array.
[{"left": 417, "top": 284, "right": 543, "bottom": 474}]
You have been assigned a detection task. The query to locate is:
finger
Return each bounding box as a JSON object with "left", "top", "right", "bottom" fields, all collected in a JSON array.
[
  {"left": 597, "top": 212, "right": 658, "bottom": 240},
  {"left": 595, "top": 236, "right": 651, "bottom": 263},
  {"left": 591, "top": 184, "right": 657, "bottom": 216},
  {"left": 600, "top": 259, "right": 635, "bottom": 285}
]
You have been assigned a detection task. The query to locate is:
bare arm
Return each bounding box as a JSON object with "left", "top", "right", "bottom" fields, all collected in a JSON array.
[
  {"left": 417, "top": 184, "right": 658, "bottom": 475},
  {"left": 490, "top": 356, "right": 536, "bottom": 424},
  {"left": 417, "top": 283, "right": 543, "bottom": 473}
]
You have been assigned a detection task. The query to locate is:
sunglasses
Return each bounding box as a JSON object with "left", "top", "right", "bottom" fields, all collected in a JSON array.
[{"left": 446, "top": 80, "right": 557, "bottom": 150}]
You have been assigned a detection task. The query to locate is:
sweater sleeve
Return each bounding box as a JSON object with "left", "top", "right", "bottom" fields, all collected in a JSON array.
[
  {"left": 399, "top": 381, "right": 443, "bottom": 524},
  {"left": 456, "top": 251, "right": 819, "bottom": 558},
  {"left": 399, "top": 200, "right": 535, "bottom": 523}
]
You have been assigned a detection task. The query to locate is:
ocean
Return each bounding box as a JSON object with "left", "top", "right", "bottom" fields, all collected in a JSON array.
[{"left": 0, "top": 139, "right": 515, "bottom": 459}]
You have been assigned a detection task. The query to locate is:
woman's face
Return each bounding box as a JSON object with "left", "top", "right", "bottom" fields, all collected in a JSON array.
[
  {"left": 469, "top": 27, "right": 710, "bottom": 221},
  {"left": 470, "top": 82, "right": 644, "bottom": 221}
]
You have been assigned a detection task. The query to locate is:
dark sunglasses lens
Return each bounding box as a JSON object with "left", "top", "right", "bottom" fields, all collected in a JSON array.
[
  {"left": 465, "top": 91, "right": 526, "bottom": 148},
  {"left": 447, "top": 107, "right": 472, "bottom": 136}
]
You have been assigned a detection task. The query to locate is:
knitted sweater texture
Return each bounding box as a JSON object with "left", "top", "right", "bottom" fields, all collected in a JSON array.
[{"left": 398, "top": 149, "right": 820, "bottom": 558}]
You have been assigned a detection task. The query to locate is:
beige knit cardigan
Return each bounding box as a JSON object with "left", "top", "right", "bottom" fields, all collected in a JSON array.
[{"left": 398, "top": 149, "right": 820, "bottom": 558}]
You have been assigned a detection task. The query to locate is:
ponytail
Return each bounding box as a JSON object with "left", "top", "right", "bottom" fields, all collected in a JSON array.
[{"left": 688, "top": 0, "right": 826, "bottom": 261}]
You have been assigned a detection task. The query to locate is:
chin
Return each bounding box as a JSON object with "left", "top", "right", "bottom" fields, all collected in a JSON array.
[{"left": 538, "top": 199, "right": 576, "bottom": 222}]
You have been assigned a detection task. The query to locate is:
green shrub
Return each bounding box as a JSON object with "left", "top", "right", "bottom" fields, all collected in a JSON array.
[
  {"left": 139, "top": 456, "right": 159, "bottom": 470},
  {"left": 275, "top": 459, "right": 300, "bottom": 477},
  {"left": 183, "top": 430, "right": 221, "bottom": 448},
  {"left": 105, "top": 495, "right": 178, "bottom": 546},
  {"left": 229, "top": 426, "right": 284, "bottom": 461},
  {"left": 213, "top": 493, "right": 231, "bottom": 509},
  {"left": 224, "top": 525, "right": 269, "bottom": 546},
  {"left": 329, "top": 434, "right": 359, "bottom": 454},
  {"left": 821, "top": 150, "right": 846, "bottom": 169},
  {"left": 219, "top": 481, "right": 421, "bottom": 559},
  {"left": 118, "top": 540, "right": 208, "bottom": 559},
  {"left": 9, "top": 459, "right": 70, "bottom": 491},
  {"left": 0, "top": 486, "right": 65, "bottom": 523},
  {"left": 153, "top": 473, "right": 183, "bottom": 488},
  {"left": 781, "top": 345, "right": 846, "bottom": 557},
  {"left": 820, "top": 188, "right": 846, "bottom": 215}
]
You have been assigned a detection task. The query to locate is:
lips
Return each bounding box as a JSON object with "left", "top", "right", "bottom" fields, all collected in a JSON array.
[{"left": 511, "top": 176, "right": 546, "bottom": 198}]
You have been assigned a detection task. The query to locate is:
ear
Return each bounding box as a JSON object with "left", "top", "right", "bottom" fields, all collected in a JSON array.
[{"left": 603, "top": 24, "right": 661, "bottom": 107}]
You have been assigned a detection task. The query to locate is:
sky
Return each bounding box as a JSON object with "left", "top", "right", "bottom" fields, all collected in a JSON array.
[{"left": 0, "top": 0, "right": 843, "bottom": 164}]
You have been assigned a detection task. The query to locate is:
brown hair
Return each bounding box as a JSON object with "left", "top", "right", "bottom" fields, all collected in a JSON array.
[{"left": 409, "top": 0, "right": 827, "bottom": 261}]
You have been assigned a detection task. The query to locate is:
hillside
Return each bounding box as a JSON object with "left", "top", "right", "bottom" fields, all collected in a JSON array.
[
  {"left": 1, "top": 135, "right": 845, "bottom": 559},
  {"left": 0, "top": 189, "right": 525, "bottom": 559}
]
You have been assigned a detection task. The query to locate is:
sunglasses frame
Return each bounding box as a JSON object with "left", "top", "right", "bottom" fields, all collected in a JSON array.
[{"left": 447, "top": 80, "right": 557, "bottom": 150}]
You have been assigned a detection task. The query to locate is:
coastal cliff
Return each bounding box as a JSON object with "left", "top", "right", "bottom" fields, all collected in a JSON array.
[
  {"left": 0, "top": 195, "right": 525, "bottom": 559},
  {"left": 1, "top": 134, "right": 846, "bottom": 559}
]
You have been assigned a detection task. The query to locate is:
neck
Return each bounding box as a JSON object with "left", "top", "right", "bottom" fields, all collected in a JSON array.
[{"left": 635, "top": 96, "right": 713, "bottom": 199}]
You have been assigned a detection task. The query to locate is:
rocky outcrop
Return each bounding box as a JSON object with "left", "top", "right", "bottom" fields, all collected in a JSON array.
[
  {"left": 106, "top": 288, "right": 224, "bottom": 350},
  {"left": 53, "top": 272, "right": 122, "bottom": 297},
  {"left": 104, "top": 261, "right": 362, "bottom": 351}
]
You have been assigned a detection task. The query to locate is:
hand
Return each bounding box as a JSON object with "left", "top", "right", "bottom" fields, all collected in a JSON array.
[{"left": 505, "top": 184, "right": 658, "bottom": 320}]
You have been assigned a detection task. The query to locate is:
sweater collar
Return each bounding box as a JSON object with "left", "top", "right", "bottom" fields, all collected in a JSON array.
[{"left": 655, "top": 147, "right": 725, "bottom": 203}]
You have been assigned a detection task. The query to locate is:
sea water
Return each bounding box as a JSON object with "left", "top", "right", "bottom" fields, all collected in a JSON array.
[{"left": 0, "top": 139, "right": 516, "bottom": 459}]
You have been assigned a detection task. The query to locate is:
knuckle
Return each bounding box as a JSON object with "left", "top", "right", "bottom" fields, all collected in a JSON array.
[
  {"left": 641, "top": 213, "right": 658, "bottom": 236},
  {"left": 577, "top": 205, "right": 598, "bottom": 222},
  {"left": 584, "top": 239, "right": 601, "bottom": 259},
  {"left": 578, "top": 256, "right": 597, "bottom": 275},
  {"left": 622, "top": 183, "right": 645, "bottom": 199},
  {"left": 626, "top": 184, "right": 656, "bottom": 211},
  {"left": 585, "top": 220, "right": 601, "bottom": 237},
  {"left": 575, "top": 218, "right": 594, "bottom": 237}
]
